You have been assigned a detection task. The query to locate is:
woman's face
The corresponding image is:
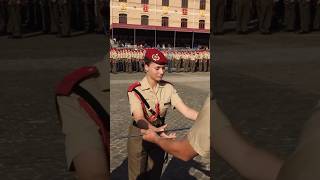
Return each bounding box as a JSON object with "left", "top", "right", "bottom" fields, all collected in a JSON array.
[{"left": 145, "top": 62, "right": 166, "bottom": 81}]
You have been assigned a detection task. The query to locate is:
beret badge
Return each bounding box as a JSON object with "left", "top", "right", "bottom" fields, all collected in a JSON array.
[{"left": 152, "top": 54, "right": 160, "bottom": 61}]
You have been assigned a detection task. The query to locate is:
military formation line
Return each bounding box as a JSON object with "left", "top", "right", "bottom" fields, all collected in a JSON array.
[
  {"left": 213, "top": 0, "right": 320, "bottom": 35},
  {"left": 109, "top": 48, "right": 210, "bottom": 73},
  {"left": 0, "top": 0, "right": 107, "bottom": 38}
]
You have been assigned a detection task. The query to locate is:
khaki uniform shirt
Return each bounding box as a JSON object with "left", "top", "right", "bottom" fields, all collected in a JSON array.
[
  {"left": 185, "top": 54, "right": 189, "bottom": 60},
  {"left": 120, "top": 51, "right": 124, "bottom": 59},
  {"left": 187, "top": 95, "right": 210, "bottom": 158},
  {"left": 134, "top": 51, "right": 138, "bottom": 59},
  {"left": 128, "top": 77, "right": 182, "bottom": 119},
  {"left": 183, "top": 54, "right": 187, "bottom": 60},
  {"left": 174, "top": 53, "right": 180, "bottom": 60},
  {"left": 110, "top": 51, "right": 115, "bottom": 59},
  {"left": 191, "top": 54, "right": 195, "bottom": 61},
  {"left": 163, "top": 52, "right": 167, "bottom": 58},
  {"left": 57, "top": 61, "right": 109, "bottom": 170},
  {"left": 114, "top": 52, "right": 119, "bottom": 60}
]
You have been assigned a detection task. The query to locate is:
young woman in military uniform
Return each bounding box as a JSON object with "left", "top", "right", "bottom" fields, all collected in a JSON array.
[{"left": 127, "top": 48, "right": 199, "bottom": 180}]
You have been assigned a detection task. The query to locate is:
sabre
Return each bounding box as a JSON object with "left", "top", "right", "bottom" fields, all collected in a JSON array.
[{"left": 113, "top": 126, "right": 191, "bottom": 140}]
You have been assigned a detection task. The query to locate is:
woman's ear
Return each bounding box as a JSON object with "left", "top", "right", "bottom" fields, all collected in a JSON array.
[{"left": 144, "top": 64, "right": 149, "bottom": 72}]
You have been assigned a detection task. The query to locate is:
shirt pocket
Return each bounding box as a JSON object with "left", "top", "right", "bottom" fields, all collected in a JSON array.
[{"left": 161, "top": 99, "right": 171, "bottom": 112}]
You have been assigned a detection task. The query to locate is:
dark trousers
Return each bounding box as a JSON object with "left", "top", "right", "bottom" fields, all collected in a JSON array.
[
  {"left": 314, "top": 4, "right": 320, "bottom": 30},
  {"left": 128, "top": 125, "right": 165, "bottom": 180},
  {"left": 213, "top": 0, "right": 226, "bottom": 33},
  {"left": 139, "top": 61, "right": 144, "bottom": 72},
  {"left": 48, "top": 1, "right": 59, "bottom": 33},
  {"left": 203, "top": 60, "right": 208, "bottom": 72},
  {"left": 167, "top": 59, "right": 172, "bottom": 73},
  {"left": 183, "top": 59, "right": 190, "bottom": 72},
  {"left": 83, "top": 0, "right": 95, "bottom": 31},
  {"left": 299, "top": 0, "right": 310, "bottom": 32},
  {"left": 236, "top": 0, "right": 251, "bottom": 32},
  {"left": 95, "top": 0, "right": 103, "bottom": 32},
  {"left": 7, "top": 4, "right": 22, "bottom": 36},
  {"left": 136, "top": 61, "right": 139, "bottom": 72},
  {"left": 39, "top": 0, "right": 50, "bottom": 33},
  {"left": 58, "top": 0, "right": 71, "bottom": 36},
  {"left": 111, "top": 60, "right": 117, "bottom": 73},
  {"left": 175, "top": 59, "right": 181, "bottom": 73},
  {"left": 257, "top": 0, "right": 273, "bottom": 33},
  {"left": 0, "top": 2, "right": 7, "bottom": 33},
  {"left": 284, "top": 1, "right": 297, "bottom": 31},
  {"left": 199, "top": 60, "right": 203, "bottom": 71}
]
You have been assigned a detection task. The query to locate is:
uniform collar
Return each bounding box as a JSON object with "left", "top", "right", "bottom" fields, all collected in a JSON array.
[{"left": 140, "top": 77, "right": 164, "bottom": 92}]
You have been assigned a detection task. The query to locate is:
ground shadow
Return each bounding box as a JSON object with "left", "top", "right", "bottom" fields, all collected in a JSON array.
[{"left": 111, "top": 158, "right": 129, "bottom": 180}]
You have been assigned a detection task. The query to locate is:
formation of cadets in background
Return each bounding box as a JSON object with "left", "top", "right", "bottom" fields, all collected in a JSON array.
[
  {"left": 109, "top": 48, "right": 210, "bottom": 73},
  {"left": 0, "top": 0, "right": 107, "bottom": 38},
  {"left": 213, "top": 0, "right": 320, "bottom": 34}
]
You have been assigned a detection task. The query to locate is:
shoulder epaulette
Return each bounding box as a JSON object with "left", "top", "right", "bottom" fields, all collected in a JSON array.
[
  {"left": 55, "top": 66, "right": 98, "bottom": 96},
  {"left": 128, "top": 81, "right": 141, "bottom": 92}
]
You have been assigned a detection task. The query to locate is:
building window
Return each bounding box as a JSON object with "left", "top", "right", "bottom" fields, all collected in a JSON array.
[
  {"left": 200, "top": 0, "right": 205, "bottom": 10},
  {"left": 199, "top": 20, "right": 205, "bottom": 29},
  {"left": 119, "top": 14, "right": 127, "bottom": 24},
  {"left": 162, "top": 0, "right": 169, "bottom": 6},
  {"left": 181, "top": 18, "right": 187, "bottom": 28},
  {"left": 119, "top": 0, "right": 126, "bottom": 2},
  {"left": 181, "top": 0, "right": 188, "bottom": 8},
  {"left": 141, "top": 0, "right": 148, "bottom": 4},
  {"left": 162, "top": 17, "right": 169, "bottom": 27},
  {"left": 141, "top": 15, "right": 149, "bottom": 25}
]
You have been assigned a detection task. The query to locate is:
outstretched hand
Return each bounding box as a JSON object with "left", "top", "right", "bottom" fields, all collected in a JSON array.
[
  {"left": 152, "top": 124, "right": 168, "bottom": 132},
  {"left": 141, "top": 129, "right": 160, "bottom": 143},
  {"left": 159, "top": 132, "right": 176, "bottom": 139},
  {"left": 141, "top": 128, "right": 176, "bottom": 143}
]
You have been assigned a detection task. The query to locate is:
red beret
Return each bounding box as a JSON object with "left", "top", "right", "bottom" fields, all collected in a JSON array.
[{"left": 144, "top": 48, "right": 167, "bottom": 65}]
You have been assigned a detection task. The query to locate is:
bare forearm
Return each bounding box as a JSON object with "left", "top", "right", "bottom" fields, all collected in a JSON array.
[
  {"left": 175, "top": 102, "right": 198, "bottom": 121},
  {"left": 186, "top": 108, "right": 198, "bottom": 121},
  {"left": 154, "top": 137, "right": 197, "bottom": 161},
  {"left": 233, "top": 144, "right": 283, "bottom": 180},
  {"left": 73, "top": 150, "right": 108, "bottom": 180},
  {"left": 216, "top": 127, "right": 283, "bottom": 180}
]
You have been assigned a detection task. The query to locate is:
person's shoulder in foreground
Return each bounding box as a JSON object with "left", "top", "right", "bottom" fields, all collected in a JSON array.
[
  {"left": 187, "top": 95, "right": 210, "bottom": 159},
  {"left": 55, "top": 60, "right": 109, "bottom": 180}
]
